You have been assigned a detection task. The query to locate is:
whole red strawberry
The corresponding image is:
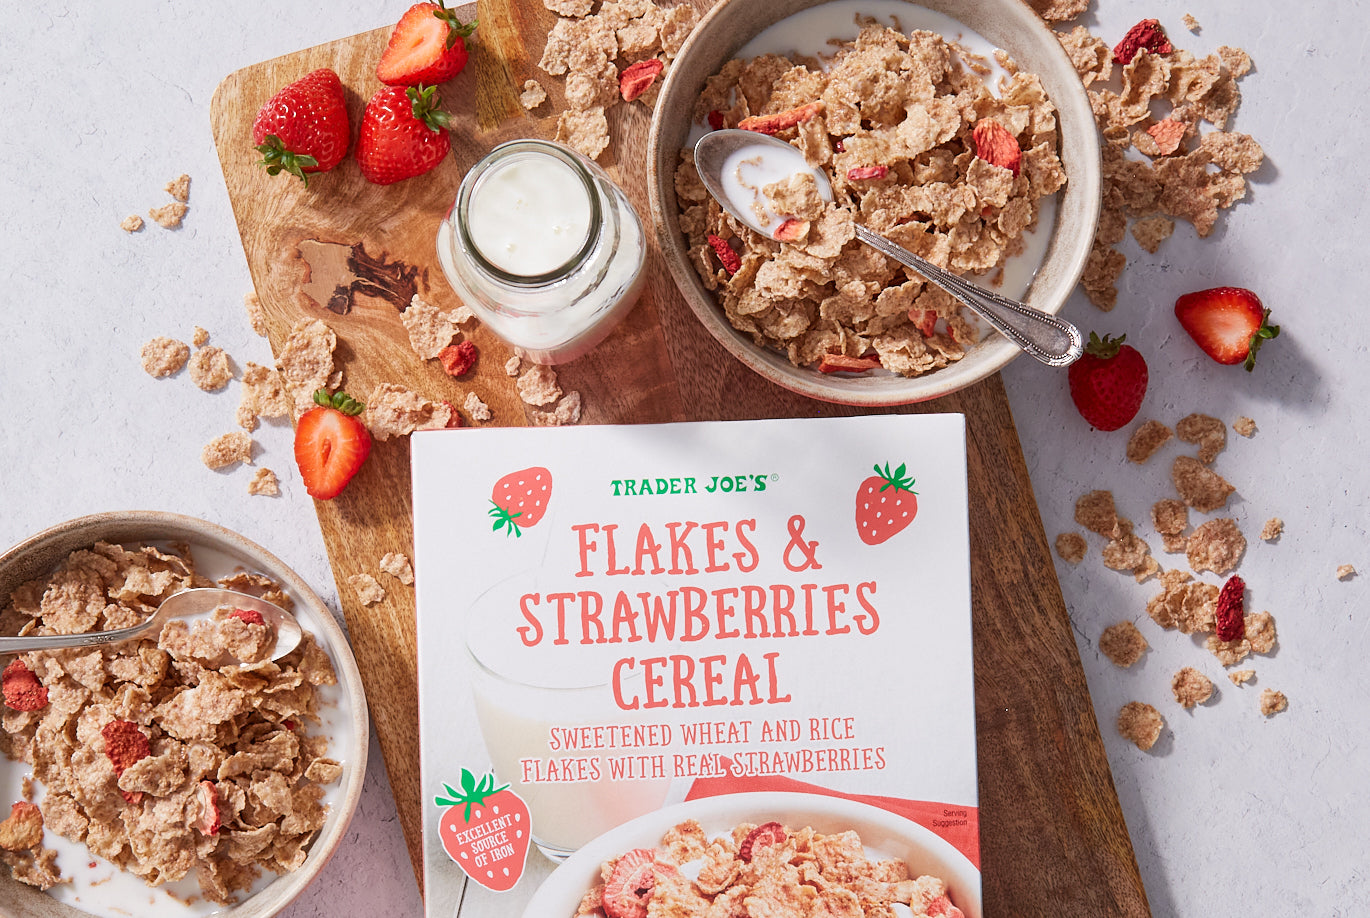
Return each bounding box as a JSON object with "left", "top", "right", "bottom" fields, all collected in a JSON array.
[
  {"left": 377, "top": 1, "right": 477, "bottom": 86},
  {"left": 294, "top": 389, "right": 372, "bottom": 500},
  {"left": 435, "top": 769, "right": 531, "bottom": 893},
  {"left": 854, "top": 462, "right": 919, "bottom": 545},
  {"left": 357, "top": 84, "right": 454, "bottom": 185},
  {"left": 1068, "top": 332, "right": 1148, "bottom": 431},
  {"left": 251, "top": 68, "right": 350, "bottom": 186},
  {"left": 1174, "top": 286, "right": 1279, "bottom": 371}
]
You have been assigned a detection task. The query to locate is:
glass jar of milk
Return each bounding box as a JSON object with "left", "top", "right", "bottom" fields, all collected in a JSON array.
[{"left": 437, "top": 140, "right": 647, "bottom": 365}]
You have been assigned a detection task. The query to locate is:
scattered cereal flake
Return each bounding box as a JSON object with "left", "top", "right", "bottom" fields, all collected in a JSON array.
[
  {"left": 1186, "top": 518, "right": 1245, "bottom": 575},
  {"left": 1171, "top": 667, "right": 1213, "bottom": 708},
  {"left": 247, "top": 468, "right": 279, "bottom": 497},
  {"left": 1126, "top": 420, "right": 1172, "bottom": 463},
  {"left": 276, "top": 318, "right": 338, "bottom": 415},
  {"left": 0, "top": 802, "right": 43, "bottom": 851},
  {"left": 244, "top": 291, "right": 268, "bottom": 337},
  {"left": 120, "top": 214, "right": 144, "bottom": 233},
  {"left": 188, "top": 345, "right": 233, "bottom": 391},
  {"left": 365, "top": 383, "right": 454, "bottom": 441},
  {"left": 1147, "top": 568, "right": 1218, "bottom": 633},
  {"left": 1130, "top": 215, "right": 1174, "bottom": 253},
  {"left": 348, "top": 573, "right": 385, "bottom": 606},
  {"left": 504, "top": 355, "right": 523, "bottom": 376},
  {"left": 1207, "top": 610, "right": 1277, "bottom": 665},
  {"left": 554, "top": 107, "right": 610, "bottom": 160},
  {"left": 1182, "top": 12, "right": 1200, "bottom": 31},
  {"left": 1260, "top": 517, "right": 1283, "bottom": 541},
  {"left": 191, "top": 326, "right": 210, "bottom": 348},
  {"left": 1217, "top": 45, "right": 1252, "bottom": 79},
  {"left": 1176, "top": 412, "right": 1226, "bottom": 463},
  {"left": 1054, "top": 532, "right": 1087, "bottom": 564},
  {"left": 1075, "top": 489, "right": 1120, "bottom": 537},
  {"left": 528, "top": 390, "right": 583, "bottom": 427},
  {"left": 1103, "top": 531, "right": 1152, "bottom": 574},
  {"left": 202, "top": 431, "right": 254, "bottom": 470},
  {"left": 165, "top": 174, "right": 191, "bottom": 203},
  {"left": 1172, "top": 455, "right": 1234, "bottom": 512},
  {"left": 402, "top": 294, "right": 460, "bottom": 360},
  {"left": 1057, "top": 26, "right": 1112, "bottom": 86},
  {"left": 1232, "top": 416, "right": 1257, "bottom": 437},
  {"left": 520, "top": 79, "right": 548, "bottom": 110},
  {"left": 1337, "top": 564, "right": 1356, "bottom": 581},
  {"left": 1027, "top": 0, "right": 1089, "bottom": 22},
  {"left": 517, "top": 364, "right": 564, "bottom": 406},
  {"left": 1099, "top": 621, "right": 1147, "bottom": 667},
  {"left": 1229, "top": 669, "right": 1254, "bottom": 686},
  {"left": 1117, "top": 701, "right": 1163, "bottom": 751},
  {"left": 379, "top": 552, "right": 415, "bottom": 586},
  {"left": 1152, "top": 498, "right": 1189, "bottom": 549},
  {"left": 236, "top": 362, "right": 292, "bottom": 430},
  {"left": 463, "top": 391, "right": 492, "bottom": 422},
  {"left": 1259, "top": 688, "right": 1287, "bottom": 716},
  {"left": 148, "top": 201, "right": 188, "bottom": 228},
  {"left": 140, "top": 336, "right": 190, "bottom": 378}
]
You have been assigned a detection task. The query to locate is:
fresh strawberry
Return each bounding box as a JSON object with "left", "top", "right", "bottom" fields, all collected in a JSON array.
[
  {"left": 1067, "top": 332, "right": 1148, "bottom": 431},
  {"left": 294, "top": 390, "right": 372, "bottom": 500},
  {"left": 738, "top": 821, "right": 787, "bottom": 861},
  {"left": 356, "top": 84, "right": 454, "bottom": 185},
  {"left": 251, "top": 68, "right": 350, "bottom": 186},
  {"left": 1174, "top": 286, "right": 1280, "bottom": 371},
  {"left": 854, "top": 462, "right": 919, "bottom": 546},
  {"left": 435, "top": 769, "right": 531, "bottom": 892},
  {"left": 602, "top": 848, "right": 679, "bottom": 918},
  {"left": 489, "top": 466, "right": 553, "bottom": 537},
  {"left": 376, "top": 1, "right": 477, "bottom": 87}
]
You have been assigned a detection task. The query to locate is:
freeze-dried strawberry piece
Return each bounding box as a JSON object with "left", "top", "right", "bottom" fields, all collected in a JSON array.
[
  {"left": 738, "top": 821, "right": 786, "bottom": 861},
  {"left": 1215, "top": 575, "right": 1245, "bottom": 642},
  {"left": 439, "top": 340, "right": 478, "bottom": 377},
  {"left": 773, "top": 218, "right": 810, "bottom": 243},
  {"left": 846, "top": 165, "right": 888, "bottom": 181},
  {"left": 927, "top": 895, "right": 966, "bottom": 918},
  {"left": 706, "top": 234, "right": 740, "bottom": 275},
  {"left": 226, "top": 607, "right": 266, "bottom": 626},
  {"left": 1113, "top": 19, "right": 1172, "bottom": 64},
  {"left": 2, "top": 659, "right": 48, "bottom": 712},
  {"left": 602, "top": 848, "right": 661, "bottom": 918},
  {"left": 193, "top": 781, "right": 222, "bottom": 835},
  {"left": 738, "top": 101, "right": 823, "bottom": 135},
  {"left": 1147, "top": 119, "right": 1188, "bottom": 155},
  {"left": 440, "top": 401, "right": 465, "bottom": 428},
  {"left": 120, "top": 789, "right": 143, "bottom": 806},
  {"left": 818, "top": 353, "right": 882, "bottom": 373},
  {"left": 707, "top": 110, "right": 725, "bottom": 130},
  {"left": 909, "top": 309, "right": 938, "bottom": 337},
  {"left": 619, "top": 59, "right": 664, "bottom": 102},
  {"left": 102, "top": 720, "right": 151, "bottom": 776},
  {"left": 0, "top": 801, "right": 43, "bottom": 851},
  {"left": 972, "top": 120, "right": 1021, "bottom": 175}
]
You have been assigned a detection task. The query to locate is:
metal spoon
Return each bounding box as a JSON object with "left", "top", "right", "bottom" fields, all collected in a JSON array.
[
  {"left": 0, "top": 588, "right": 304, "bottom": 661},
  {"left": 692, "top": 129, "right": 1083, "bottom": 367}
]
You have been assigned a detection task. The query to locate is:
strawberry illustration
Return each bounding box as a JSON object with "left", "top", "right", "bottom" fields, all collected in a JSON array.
[
  {"left": 356, "top": 84, "right": 454, "bottom": 185},
  {"left": 1174, "top": 286, "right": 1279, "bottom": 371},
  {"left": 854, "top": 462, "right": 919, "bottom": 545},
  {"left": 489, "top": 466, "right": 552, "bottom": 537},
  {"left": 435, "top": 769, "right": 531, "bottom": 892},
  {"left": 251, "top": 68, "right": 350, "bottom": 187},
  {"left": 1067, "top": 332, "right": 1148, "bottom": 431}
]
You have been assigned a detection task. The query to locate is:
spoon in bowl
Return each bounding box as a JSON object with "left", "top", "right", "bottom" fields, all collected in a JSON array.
[
  {"left": 692, "top": 129, "right": 1083, "bottom": 367},
  {"left": 0, "top": 588, "right": 304, "bottom": 661}
]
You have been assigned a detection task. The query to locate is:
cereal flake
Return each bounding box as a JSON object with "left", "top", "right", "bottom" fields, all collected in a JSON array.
[
  {"left": 365, "top": 383, "right": 455, "bottom": 441},
  {"left": 1126, "top": 420, "right": 1172, "bottom": 463},
  {"left": 348, "top": 574, "right": 386, "bottom": 606},
  {"left": 1170, "top": 667, "right": 1213, "bottom": 708},
  {"left": 1054, "top": 532, "right": 1087, "bottom": 564},
  {"left": 247, "top": 468, "right": 279, "bottom": 497},
  {"left": 1172, "top": 455, "right": 1234, "bottom": 512},
  {"left": 188, "top": 346, "right": 233, "bottom": 392},
  {"left": 1259, "top": 688, "right": 1287, "bottom": 716},
  {"left": 402, "top": 294, "right": 460, "bottom": 360},
  {"left": 1186, "top": 518, "right": 1245, "bottom": 575},
  {"left": 148, "top": 202, "right": 188, "bottom": 228},
  {"left": 1099, "top": 621, "right": 1147, "bottom": 667},
  {"left": 1117, "top": 701, "right": 1163, "bottom": 751},
  {"left": 1232, "top": 416, "right": 1257, "bottom": 437},
  {"left": 202, "top": 432, "right": 253, "bottom": 470},
  {"left": 1337, "top": 564, "right": 1356, "bottom": 581},
  {"left": 463, "top": 391, "right": 492, "bottom": 422},
  {"left": 140, "top": 336, "right": 190, "bottom": 378},
  {"left": 276, "top": 318, "right": 338, "bottom": 415},
  {"left": 520, "top": 79, "right": 549, "bottom": 110},
  {"left": 120, "top": 214, "right": 144, "bottom": 233},
  {"left": 1175, "top": 412, "right": 1226, "bottom": 463}
]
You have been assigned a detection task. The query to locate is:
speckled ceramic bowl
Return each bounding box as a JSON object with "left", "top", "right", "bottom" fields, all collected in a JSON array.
[
  {"left": 648, "top": 0, "right": 1101, "bottom": 405},
  {"left": 0, "top": 512, "right": 368, "bottom": 918}
]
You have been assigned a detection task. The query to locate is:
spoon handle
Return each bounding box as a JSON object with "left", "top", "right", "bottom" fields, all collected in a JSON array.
[
  {"left": 0, "top": 622, "right": 152, "bottom": 654},
  {"left": 853, "top": 225, "right": 1083, "bottom": 367}
]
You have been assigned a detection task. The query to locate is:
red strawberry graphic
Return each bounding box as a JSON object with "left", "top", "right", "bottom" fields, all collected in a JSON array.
[
  {"left": 435, "top": 769, "right": 531, "bottom": 892},
  {"left": 854, "top": 462, "right": 919, "bottom": 545},
  {"left": 489, "top": 466, "right": 553, "bottom": 537},
  {"left": 602, "top": 848, "right": 680, "bottom": 918}
]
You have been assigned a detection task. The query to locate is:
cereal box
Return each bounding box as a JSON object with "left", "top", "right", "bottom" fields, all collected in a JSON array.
[{"left": 412, "top": 415, "right": 980, "bottom": 917}]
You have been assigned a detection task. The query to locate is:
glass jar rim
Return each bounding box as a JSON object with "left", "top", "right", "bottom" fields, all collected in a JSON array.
[{"left": 455, "top": 140, "right": 603, "bottom": 287}]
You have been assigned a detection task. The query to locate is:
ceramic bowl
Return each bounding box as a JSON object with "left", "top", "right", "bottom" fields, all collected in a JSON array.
[
  {"left": 0, "top": 511, "right": 369, "bottom": 918},
  {"left": 647, "top": 0, "right": 1101, "bottom": 405}
]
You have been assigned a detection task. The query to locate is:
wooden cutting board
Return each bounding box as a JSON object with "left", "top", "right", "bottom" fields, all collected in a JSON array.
[{"left": 210, "top": 4, "right": 1150, "bottom": 914}]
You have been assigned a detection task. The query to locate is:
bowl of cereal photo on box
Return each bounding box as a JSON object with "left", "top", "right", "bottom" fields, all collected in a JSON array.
[
  {"left": 648, "top": 0, "right": 1101, "bottom": 405},
  {"left": 0, "top": 511, "right": 369, "bottom": 918}
]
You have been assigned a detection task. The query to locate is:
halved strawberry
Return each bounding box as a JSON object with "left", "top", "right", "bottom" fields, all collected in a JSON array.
[
  {"left": 1174, "top": 286, "right": 1279, "bottom": 371},
  {"left": 376, "top": 1, "right": 477, "bottom": 87},
  {"left": 294, "top": 390, "right": 372, "bottom": 500}
]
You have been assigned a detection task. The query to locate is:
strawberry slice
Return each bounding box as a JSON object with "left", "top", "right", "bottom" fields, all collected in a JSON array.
[
  {"left": 193, "top": 781, "right": 222, "bottom": 836},
  {"left": 294, "top": 390, "right": 373, "bottom": 500},
  {"left": 377, "top": 1, "right": 478, "bottom": 87},
  {"left": 602, "top": 849, "right": 663, "bottom": 918},
  {"left": 738, "top": 821, "right": 787, "bottom": 861},
  {"left": 1174, "top": 286, "right": 1280, "bottom": 371}
]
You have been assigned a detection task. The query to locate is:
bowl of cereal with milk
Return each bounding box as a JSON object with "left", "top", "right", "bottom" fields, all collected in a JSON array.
[
  {"left": 0, "top": 512, "right": 368, "bottom": 918},
  {"left": 648, "top": 0, "right": 1101, "bottom": 405}
]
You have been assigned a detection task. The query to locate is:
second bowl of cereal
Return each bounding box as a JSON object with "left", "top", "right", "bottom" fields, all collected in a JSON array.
[{"left": 648, "top": 0, "right": 1100, "bottom": 405}]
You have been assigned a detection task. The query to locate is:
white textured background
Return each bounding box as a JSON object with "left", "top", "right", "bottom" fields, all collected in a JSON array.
[{"left": 0, "top": 1, "right": 1365, "bottom": 916}]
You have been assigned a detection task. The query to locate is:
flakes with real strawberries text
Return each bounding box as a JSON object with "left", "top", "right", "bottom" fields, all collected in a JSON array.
[
  {"left": 201, "top": 432, "right": 254, "bottom": 470},
  {"left": 1117, "top": 701, "right": 1163, "bottom": 750},
  {"left": 1099, "top": 621, "right": 1147, "bottom": 667},
  {"left": 140, "top": 336, "right": 190, "bottom": 378}
]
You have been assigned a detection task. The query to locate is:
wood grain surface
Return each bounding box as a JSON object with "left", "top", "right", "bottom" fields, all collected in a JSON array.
[{"left": 209, "top": 3, "right": 1150, "bottom": 913}]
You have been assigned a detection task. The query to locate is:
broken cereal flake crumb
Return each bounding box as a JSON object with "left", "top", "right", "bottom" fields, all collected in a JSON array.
[
  {"left": 365, "top": 383, "right": 455, "bottom": 441},
  {"left": 1102, "top": 531, "right": 1152, "bottom": 574},
  {"left": 528, "top": 390, "right": 583, "bottom": 427},
  {"left": 1130, "top": 215, "right": 1174, "bottom": 253},
  {"left": 0, "top": 801, "right": 44, "bottom": 851},
  {"left": 1126, "top": 420, "right": 1172, "bottom": 463},
  {"left": 188, "top": 346, "right": 233, "bottom": 391},
  {"left": 1259, "top": 688, "right": 1287, "bottom": 716},
  {"left": 1182, "top": 13, "right": 1200, "bottom": 31},
  {"left": 165, "top": 174, "right": 191, "bottom": 203},
  {"left": 237, "top": 362, "right": 292, "bottom": 430},
  {"left": 120, "top": 214, "right": 144, "bottom": 233},
  {"left": 1233, "top": 416, "right": 1257, "bottom": 437},
  {"left": 247, "top": 467, "right": 279, "bottom": 497},
  {"left": 1151, "top": 498, "right": 1189, "bottom": 538},
  {"left": 244, "top": 291, "right": 268, "bottom": 337},
  {"left": 1054, "top": 532, "right": 1087, "bottom": 564},
  {"left": 401, "top": 294, "right": 460, "bottom": 360},
  {"left": 520, "top": 80, "right": 549, "bottom": 110},
  {"left": 554, "top": 107, "right": 610, "bottom": 161},
  {"left": 1217, "top": 45, "right": 1253, "bottom": 79},
  {"left": 1172, "top": 455, "right": 1235, "bottom": 512},
  {"left": 378, "top": 552, "right": 415, "bottom": 586},
  {"left": 543, "top": 0, "right": 592, "bottom": 16},
  {"left": 1170, "top": 666, "right": 1214, "bottom": 708},
  {"left": 1175, "top": 412, "right": 1226, "bottom": 463},
  {"left": 1337, "top": 564, "right": 1356, "bottom": 581},
  {"left": 463, "top": 391, "right": 492, "bottom": 422},
  {"left": 276, "top": 318, "right": 338, "bottom": 415},
  {"left": 517, "top": 364, "right": 564, "bottom": 407},
  {"left": 1028, "top": 0, "right": 1090, "bottom": 22},
  {"left": 148, "top": 202, "right": 188, "bottom": 228},
  {"left": 1186, "top": 518, "right": 1245, "bottom": 575},
  {"left": 140, "top": 336, "right": 190, "bottom": 378},
  {"left": 191, "top": 326, "right": 209, "bottom": 348},
  {"left": 1228, "top": 669, "right": 1255, "bottom": 686},
  {"left": 1074, "top": 490, "right": 1120, "bottom": 537},
  {"left": 1117, "top": 701, "right": 1163, "bottom": 751},
  {"left": 1260, "top": 517, "right": 1283, "bottom": 541},
  {"left": 201, "top": 431, "right": 253, "bottom": 470},
  {"left": 1099, "top": 621, "right": 1147, "bottom": 667},
  {"left": 348, "top": 573, "right": 386, "bottom": 606},
  {"left": 504, "top": 355, "right": 523, "bottom": 377}
]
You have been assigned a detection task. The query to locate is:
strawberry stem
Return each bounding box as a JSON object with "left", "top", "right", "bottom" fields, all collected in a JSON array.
[
  {"left": 488, "top": 501, "right": 524, "bottom": 538},
  {"left": 255, "top": 134, "right": 319, "bottom": 187},
  {"left": 433, "top": 0, "right": 478, "bottom": 45},
  {"left": 407, "top": 85, "right": 455, "bottom": 132},
  {"left": 1084, "top": 331, "right": 1125, "bottom": 360},
  {"left": 312, "top": 389, "right": 365, "bottom": 416},
  {"left": 433, "top": 768, "right": 509, "bottom": 823},
  {"left": 1243, "top": 308, "right": 1280, "bottom": 371},
  {"left": 873, "top": 461, "right": 917, "bottom": 494}
]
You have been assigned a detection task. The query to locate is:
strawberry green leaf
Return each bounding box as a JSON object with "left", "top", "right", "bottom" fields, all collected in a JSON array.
[{"left": 489, "top": 501, "right": 524, "bottom": 537}]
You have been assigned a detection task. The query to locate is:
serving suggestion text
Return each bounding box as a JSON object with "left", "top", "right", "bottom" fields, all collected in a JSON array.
[{"left": 511, "top": 516, "right": 883, "bottom": 710}]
